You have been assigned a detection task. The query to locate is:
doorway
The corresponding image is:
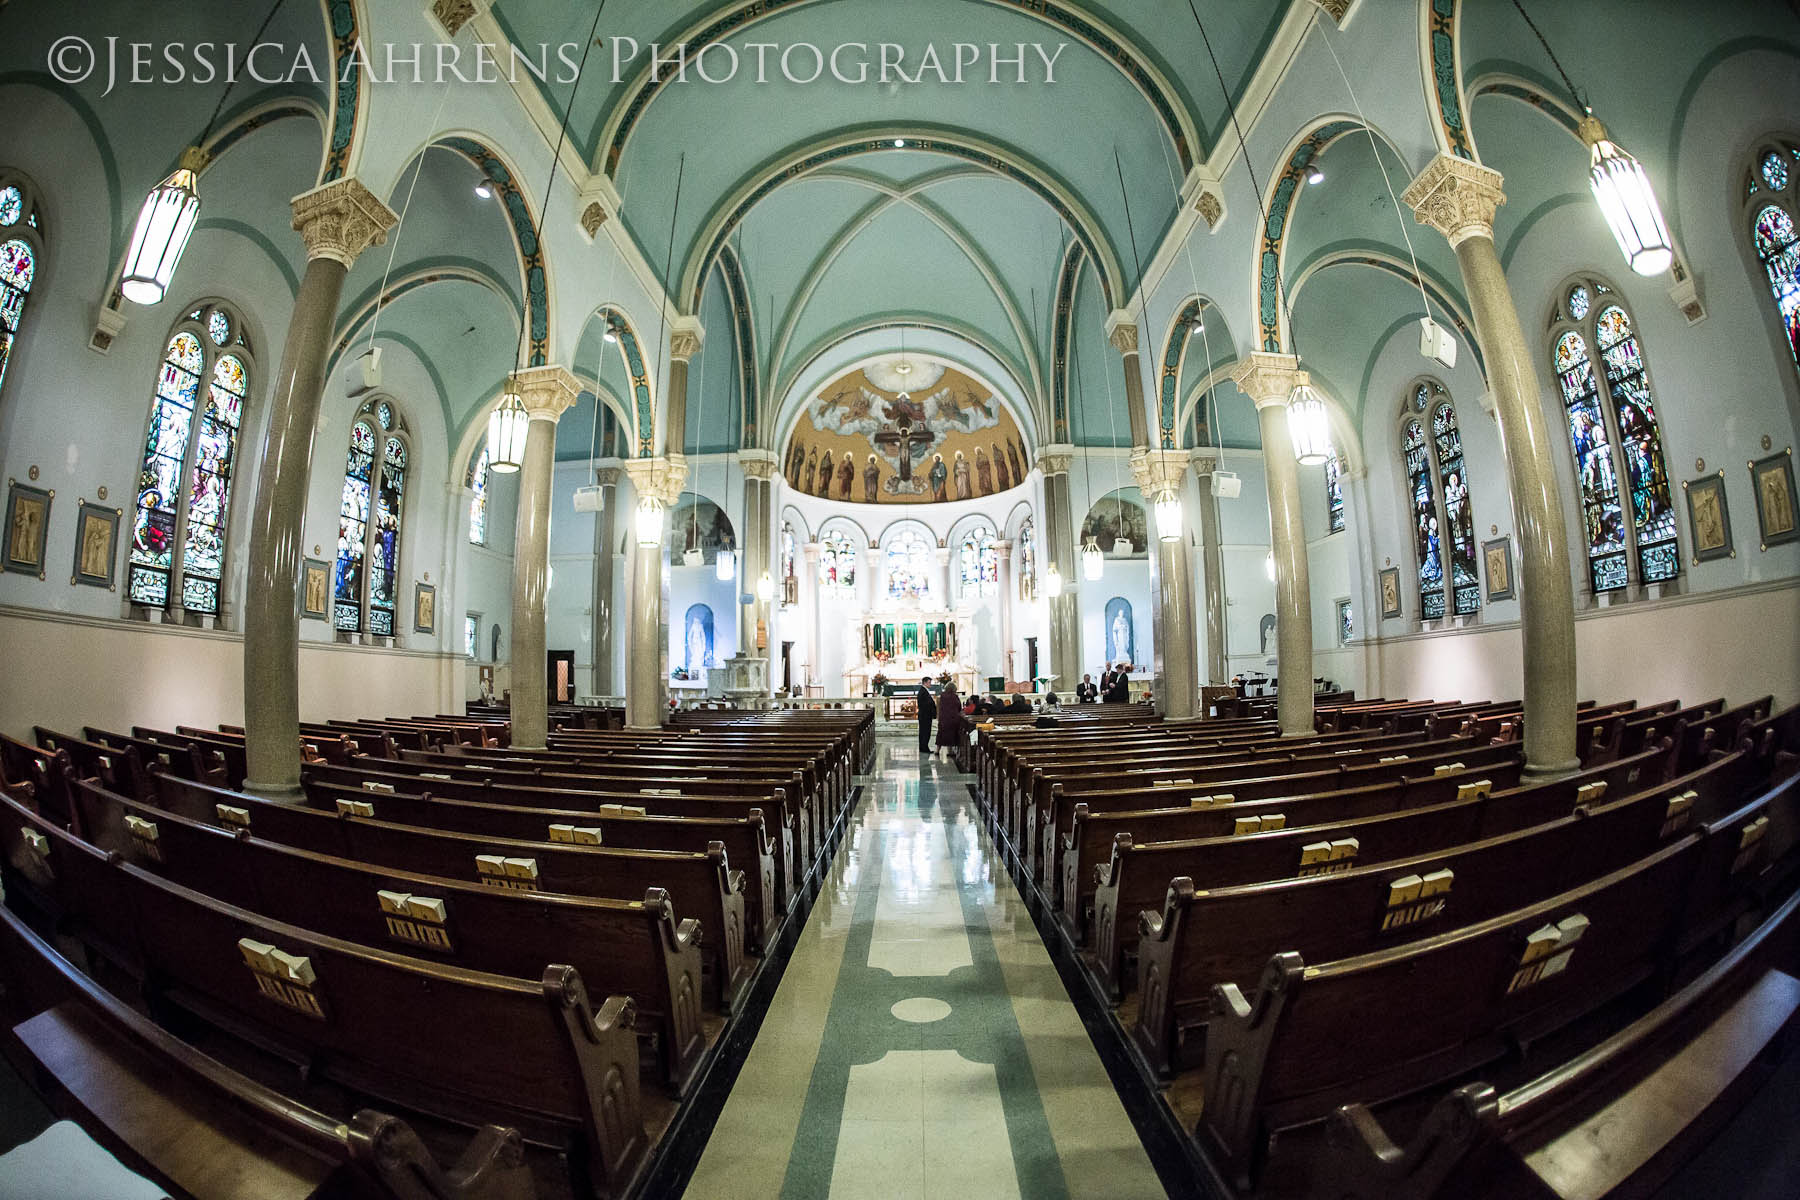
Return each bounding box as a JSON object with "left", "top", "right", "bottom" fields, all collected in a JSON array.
[{"left": 548, "top": 650, "right": 575, "bottom": 703}]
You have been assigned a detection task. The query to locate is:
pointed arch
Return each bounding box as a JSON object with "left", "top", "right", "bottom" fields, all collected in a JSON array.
[{"left": 437, "top": 137, "right": 552, "bottom": 366}]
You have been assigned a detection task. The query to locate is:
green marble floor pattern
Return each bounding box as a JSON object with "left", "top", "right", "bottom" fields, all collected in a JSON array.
[{"left": 682, "top": 739, "right": 1166, "bottom": 1200}]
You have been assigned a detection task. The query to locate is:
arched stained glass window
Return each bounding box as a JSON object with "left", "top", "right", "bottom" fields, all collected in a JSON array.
[
  {"left": 883, "top": 529, "right": 933, "bottom": 601},
  {"left": 1324, "top": 454, "right": 1345, "bottom": 535},
  {"left": 0, "top": 176, "right": 42, "bottom": 400},
  {"left": 1018, "top": 517, "right": 1037, "bottom": 602},
  {"left": 1402, "top": 415, "right": 1445, "bottom": 619},
  {"left": 1550, "top": 279, "right": 1678, "bottom": 593},
  {"left": 957, "top": 524, "right": 998, "bottom": 598},
  {"left": 127, "top": 304, "right": 253, "bottom": 615},
  {"left": 334, "top": 398, "right": 409, "bottom": 634},
  {"left": 1747, "top": 142, "right": 1800, "bottom": 376},
  {"left": 819, "top": 529, "right": 857, "bottom": 593},
  {"left": 467, "top": 445, "right": 491, "bottom": 545},
  {"left": 1431, "top": 403, "right": 1480, "bottom": 615}
]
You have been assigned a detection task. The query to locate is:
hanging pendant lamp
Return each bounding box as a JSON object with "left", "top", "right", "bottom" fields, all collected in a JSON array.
[
  {"left": 1081, "top": 539, "right": 1104, "bottom": 581},
  {"left": 1153, "top": 489, "right": 1182, "bottom": 542},
  {"left": 716, "top": 548, "right": 736, "bottom": 582},
  {"left": 1043, "top": 561, "right": 1064, "bottom": 598},
  {"left": 122, "top": 147, "right": 207, "bottom": 305},
  {"left": 1286, "top": 381, "right": 1333, "bottom": 466},
  {"left": 486, "top": 386, "right": 530, "bottom": 473},
  {"left": 1579, "top": 115, "right": 1673, "bottom": 276}
]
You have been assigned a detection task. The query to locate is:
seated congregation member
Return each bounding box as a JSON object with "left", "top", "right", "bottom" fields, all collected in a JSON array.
[
  {"left": 1007, "top": 693, "right": 1032, "bottom": 713},
  {"left": 935, "top": 683, "right": 964, "bottom": 763},
  {"left": 1076, "top": 674, "right": 1098, "bottom": 703}
]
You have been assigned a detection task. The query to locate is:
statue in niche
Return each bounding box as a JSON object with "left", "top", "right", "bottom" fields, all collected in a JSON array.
[
  {"left": 1259, "top": 613, "right": 1277, "bottom": 656},
  {"left": 993, "top": 443, "right": 1012, "bottom": 491},
  {"left": 1006, "top": 440, "right": 1024, "bottom": 483},
  {"left": 954, "top": 452, "right": 971, "bottom": 500},
  {"left": 864, "top": 456, "right": 881, "bottom": 504},
  {"left": 975, "top": 448, "right": 993, "bottom": 495},
  {"left": 818, "top": 450, "right": 834, "bottom": 497},
  {"left": 803, "top": 448, "right": 818, "bottom": 494},
  {"left": 929, "top": 455, "right": 948, "bottom": 503},
  {"left": 837, "top": 455, "right": 855, "bottom": 499}
]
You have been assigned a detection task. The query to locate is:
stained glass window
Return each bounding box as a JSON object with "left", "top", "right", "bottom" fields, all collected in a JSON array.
[
  {"left": 128, "top": 308, "right": 250, "bottom": 614},
  {"left": 780, "top": 523, "right": 798, "bottom": 605},
  {"left": 958, "top": 525, "right": 998, "bottom": 598},
  {"left": 335, "top": 402, "right": 409, "bottom": 636},
  {"left": 1552, "top": 281, "right": 1679, "bottom": 593},
  {"left": 467, "top": 445, "right": 490, "bottom": 545},
  {"left": 1018, "top": 517, "right": 1037, "bottom": 602},
  {"left": 206, "top": 309, "right": 231, "bottom": 347},
  {"left": 819, "top": 529, "right": 857, "bottom": 592},
  {"left": 1431, "top": 404, "right": 1480, "bottom": 615},
  {"left": 1325, "top": 454, "right": 1345, "bottom": 535},
  {"left": 1403, "top": 417, "right": 1445, "bottom": 619},
  {"left": 1762, "top": 151, "right": 1790, "bottom": 192},
  {"left": 0, "top": 179, "right": 41, "bottom": 402},
  {"left": 1753, "top": 203, "right": 1800, "bottom": 375},
  {"left": 465, "top": 614, "right": 480, "bottom": 659},
  {"left": 883, "top": 529, "right": 933, "bottom": 601}
]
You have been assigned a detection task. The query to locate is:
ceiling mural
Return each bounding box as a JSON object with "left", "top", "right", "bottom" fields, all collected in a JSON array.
[{"left": 783, "top": 361, "right": 1030, "bottom": 504}]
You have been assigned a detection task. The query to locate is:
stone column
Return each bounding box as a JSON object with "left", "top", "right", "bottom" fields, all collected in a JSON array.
[
  {"left": 1105, "top": 311, "right": 1152, "bottom": 448},
  {"left": 590, "top": 464, "right": 621, "bottom": 698},
  {"left": 1133, "top": 450, "right": 1199, "bottom": 719},
  {"left": 738, "top": 450, "right": 777, "bottom": 676},
  {"left": 1039, "top": 446, "right": 1080, "bottom": 693},
  {"left": 861, "top": 544, "right": 882, "bottom": 615},
  {"left": 801, "top": 540, "right": 822, "bottom": 692},
  {"left": 506, "top": 366, "right": 581, "bottom": 750},
  {"left": 934, "top": 544, "right": 953, "bottom": 611},
  {"left": 623, "top": 456, "right": 687, "bottom": 729},
  {"left": 992, "top": 539, "right": 1014, "bottom": 682},
  {"left": 242, "top": 179, "right": 396, "bottom": 797},
  {"left": 663, "top": 317, "right": 704, "bottom": 459},
  {"left": 1404, "top": 155, "right": 1579, "bottom": 774},
  {"left": 1233, "top": 354, "right": 1315, "bottom": 737},
  {"left": 1189, "top": 451, "right": 1229, "bottom": 685}
]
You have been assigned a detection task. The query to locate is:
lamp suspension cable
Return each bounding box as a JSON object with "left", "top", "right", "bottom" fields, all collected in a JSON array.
[
  {"left": 1112, "top": 145, "right": 1181, "bottom": 542},
  {"left": 365, "top": 81, "right": 456, "bottom": 357}
]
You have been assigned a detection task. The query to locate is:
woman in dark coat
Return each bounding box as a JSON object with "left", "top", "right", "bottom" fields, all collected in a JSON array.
[{"left": 935, "top": 683, "right": 964, "bottom": 763}]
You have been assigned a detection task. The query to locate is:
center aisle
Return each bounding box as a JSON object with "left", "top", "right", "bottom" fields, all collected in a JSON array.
[{"left": 683, "top": 735, "right": 1166, "bottom": 1199}]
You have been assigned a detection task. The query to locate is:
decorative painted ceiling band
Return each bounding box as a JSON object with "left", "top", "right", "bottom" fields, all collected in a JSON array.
[
  {"left": 324, "top": 266, "right": 520, "bottom": 375},
  {"left": 597, "top": 307, "right": 655, "bottom": 456},
  {"left": 1051, "top": 239, "right": 1084, "bottom": 444},
  {"left": 693, "top": 134, "right": 1114, "bottom": 312},
  {"left": 440, "top": 137, "right": 550, "bottom": 366},
  {"left": 1159, "top": 298, "right": 1202, "bottom": 450},
  {"left": 601, "top": 0, "right": 1192, "bottom": 175},
  {"left": 1428, "top": 0, "right": 1474, "bottom": 160},
  {"left": 1259, "top": 119, "right": 1360, "bottom": 351},
  {"left": 321, "top": 0, "right": 364, "bottom": 182},
  {"left": 715, "top": 242, "right": 760, "bottom": 445}
]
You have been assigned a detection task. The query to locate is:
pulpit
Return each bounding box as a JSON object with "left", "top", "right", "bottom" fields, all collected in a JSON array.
[{"left": 718, "top": 653, "right": 769, "bottom": 709}]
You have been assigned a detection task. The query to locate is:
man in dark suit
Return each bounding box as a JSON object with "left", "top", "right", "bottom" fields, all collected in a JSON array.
[
  {"left": 1104, "top": 665, "right": 1131, "bottom": 703},
  {"left": 916, "top": 677, "right": 935, "bottom": 752},
  {"left": 1076, "top": 674, "right": 1098, "bottom": 704}
]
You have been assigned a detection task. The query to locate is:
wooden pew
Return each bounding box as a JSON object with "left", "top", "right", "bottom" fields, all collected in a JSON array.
[
  {"left": 61, "top": 782, "right": 713, "bottom": 1094},
  {"left": 1197, "top": 778, "right": 1799, "bottom": 1189},
  {"left": 1741, "top": 700, "right": 1800, "bottom": 785},
  {"left": 131, "top": 725, "right": 249, "bottom": 789},
  {"left": 0, "top": 804, "right": 653, "bottom": 1199},
  {"left": 1317, "top": 888, "right": 1800, "bottom": 1200},
  {"left": 0, "top": 901, "right": 538, "bottom": 1200},
  {"left": 1673, "top": 695, "right": 1773, "bottom": 775},
  {"left": 149, "top": 773, "right": 752, "bottom": 1011},
  {"left": 299, "top": 773, "right": 784, "bottom": 952},
  {"left": 33, "top": 728, "right": 152, "bottom": 803},
  {"left": 0, "top": 733, "right": 71, "bottom": 826},
  {"left": 1127, "top": 752, "right": 1766, "bottom": 1077},
  {"left": 84, "top": 726, "right": 228, "bottom": 790}
]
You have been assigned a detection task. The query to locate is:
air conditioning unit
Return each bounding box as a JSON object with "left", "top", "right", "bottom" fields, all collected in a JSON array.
[
  {"left": 572, "top": 485, "right": 605, "bottom": 513},
  {"left": 1419, "top": 317, "right": 1457, "bottom": 369},
  {"left": 1212, "top": 471, "right": 1242, "bottom": 499}
]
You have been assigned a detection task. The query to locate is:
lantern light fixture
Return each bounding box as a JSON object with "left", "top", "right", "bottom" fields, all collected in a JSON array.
[
  {"left": 1081, "top": 539, "right": 1104, "bottom": 581},
  {"left": 486, "top": 388, "right": 530, "bottom": 473},
  {"left": 1286, "top": 381, "right": 1333, "bottom": 466},
  {"left": 716, "top": 548, "right": 736, "bottom": 582},
  {"left": 121, "top": 147, "right": 207, "bottom": 306},
  {"left": 1579, "top": 115, "right": 1673, "bottom": 276},
  {"left": 1043, "top": 561, "right": 1064, "bottom": 598},
  {"left": 635, "top": 497, "right": 664, "bottom": 547},
  {"left": 1153, "top": 488, "right": 1182, "bottom": 542},
  {"left": 1265, "top": 552, "right": 1276, "bottom": 582},
  {"left": 756, "top": 570, "right": 776, "bottom": 602}
]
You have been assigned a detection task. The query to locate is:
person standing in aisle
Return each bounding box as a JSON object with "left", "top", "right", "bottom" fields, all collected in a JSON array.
[{"left": 916, "top": 676, "right": 935, "bottom": 753}]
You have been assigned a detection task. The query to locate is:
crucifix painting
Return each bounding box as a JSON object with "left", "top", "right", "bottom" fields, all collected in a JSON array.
[{"left": 872, "top": 413, "right": 933, "bottom": 485}]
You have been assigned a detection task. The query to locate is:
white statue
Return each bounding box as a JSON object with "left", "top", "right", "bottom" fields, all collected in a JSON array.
[
  {"left": 1110, "top": 608, "right": 1131, "bottom": 666},
  {"left": 686, "top": 615, "right": 709, "bottom": 673}
]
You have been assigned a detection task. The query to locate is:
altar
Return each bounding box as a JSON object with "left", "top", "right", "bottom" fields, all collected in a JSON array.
[{"left": 842, "top": 607, "right": 978, "bottom": 698}]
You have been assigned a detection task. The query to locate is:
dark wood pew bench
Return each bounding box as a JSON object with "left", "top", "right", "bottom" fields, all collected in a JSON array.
[
  {"left": 0, "top": 733, "right": 71, "bottom": 826},
  {"left": 33, "top": 728, "right": 151, "bottom": 804},
  {"left": 85, "top": 726, "right": 227, "bottom": 791}
]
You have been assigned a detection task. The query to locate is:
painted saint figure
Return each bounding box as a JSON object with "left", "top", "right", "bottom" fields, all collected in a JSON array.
[
  {"left": 929, "top": 455, "right": 948, "bottom": 503},
  {"left": 803, "top": 448, "right": 818, "bottom": 495},
  {"left": 954, "top": 453, "right": 971, "bottom": 500},
  {"left": 993, "top": 444, "right": 1012, "bottom": 491},
  {"left": 1006, "top": 440, "right": 1024, "bottom": 484},
  {"left": 864, "top": 456, "right": 881, "bottom": 504},
  {"left": 837, "top": 455, "right": 855, "bottom": 499},
  {"left": 975, "top": 448, "right": 992, "bottom": 495},
  {"left": 817, "top": 450, "right": 834, "bottom": 497}
]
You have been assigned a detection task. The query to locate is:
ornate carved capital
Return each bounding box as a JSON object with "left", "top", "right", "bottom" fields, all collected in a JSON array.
[
  {"left": 510, "top": 364, "right": 581, "bottom": 422},
  {"left": 737, "top": 448, "right": 778, "bottom": 479},
  {"left": 1104, "top": 310, "right": 1139, "bottom": 356},
  {"left": 290, "top": 177, "right": 398, "bottom": 268},
  {"left": 669, "top": 315, "right": 705, "bottom": 363},
  {"left": 1306, "top": 0, "right": 1354, "bottom": 25},
  {"left": 593, "top": 466, "right": 622, "bottom": 488},
  {"left": 1130, "top": 448, "right": 1189, "bottom": 495},
  {"left": 992, "top": 539, "right": 1013, "bottom": 554},
  {"left": 623, "top": 455, "right": 687, "bottom": 505},
  {"left": 429, "top": 0, "right": 485, "bottom": 39},
  {"left": 1180, "top": 165, "right": 1226, "bottom": 232},
  {"left": 576, "top": 174, "right": 622, "bottom": 243},
  {"left": 801, "top": 541, "right": 822, "bottom": 561},
  {"left": 1188, "top": 450, "right": 1221, "bottom": 476},
  {"left": 1230, "top": 352, "right": 1308, "bottom": 410},
  {"left": 1402, "top": 153, "right": 1506, "bottom": 249},
  {"left": 1038, "top": 442, "right": 1075, "bottom": 476}
]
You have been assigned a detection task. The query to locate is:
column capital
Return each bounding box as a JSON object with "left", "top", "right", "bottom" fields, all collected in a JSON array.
[
  {"left": 1402, "top": 153, "right": 1507, "bottom": 249},
  {"left": 594, "top": 466, "right": 622, "bottom": 488},
  {"left": 290, "top": 177, "right": 398, "bottom": 268},
  {"left": 1188, "top": 450, "right": 1221, "bottom": 476},
  {"left": 801, "top": 540, "right": 822, "bottom": 561},
  {"left": 1231, "top": 352, "right": 1309, "bottom": 410},
  {"left": 992, "top": 539, "right": 1013, "bottom": 554},
  {"left": 1130, "top": 448, "right": 1189, "bottom": 495},
  {"left": 510, "top": 363, "right": 582, "bottom": 421},
  {"left": 577, "top": 172, "right": 622, "bottom": 242},
  {"left": 737, "top": 448, "right": 779, "bottom": 479},
  {"left": 934, "top": 545, "right": 952, "bottom": 565},
  {"left": 669, "top": 315, "right": 706, "bottom": 363},
  {"left": 623, "top": 454, "right": 687, "bottom": 505},
  {"left": 1038, "top": 442, "right": 1076, "bottom": 475},
  {"left": 1104, "top": 310, "right": 1140, "bottom": 355},
  {"left": 1180, "top": 164, "right": 1226, "bottom": 232}
]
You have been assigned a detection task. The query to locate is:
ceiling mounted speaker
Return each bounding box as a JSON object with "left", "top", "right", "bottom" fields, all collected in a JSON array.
[
  {"left": 572, "top": 485, "right": 604, "bottom": 513},
  {"left": 1419, "top": 318, "right": 1457, "bottom": 370},
  {"left": 1212, "top": 471, "right": 1242, "bottom": 499}
]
